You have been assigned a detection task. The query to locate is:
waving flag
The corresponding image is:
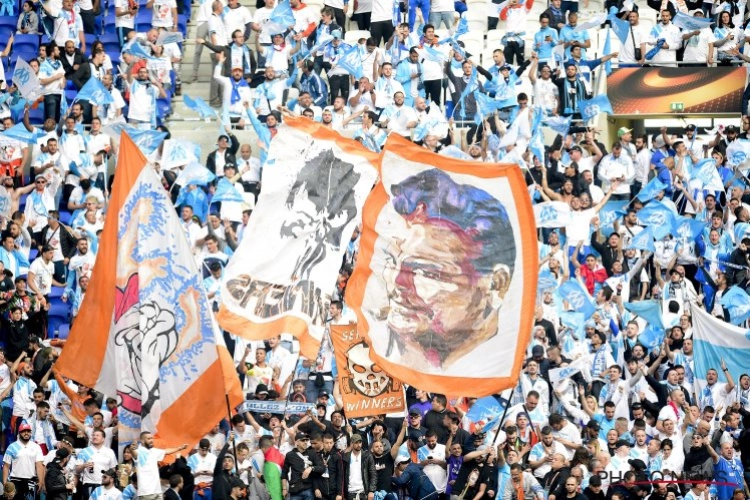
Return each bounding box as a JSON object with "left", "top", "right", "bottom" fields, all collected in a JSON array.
[
  {"left": 636, "top": 200, "right": 676, "bottom": 239},
  {"left": 557, "top": 279, "right": 596, "bottom": 319},
  {"left": 579, "top": 95, "right": 614, "bottom": 122},
  {"left": 184, "top": 94, "right": 218, "bottom": 119},
  {"left": 218, "top": 116, "right": 379, "bottom": 360},
  {"left": 720, "top": 287, "right": 750, "bottom": 325},
  {"left": 156, "top": 30, "right": 184, "bottom": 46},
  {"left": 12, "top": 59, "right": 41, "bottom": 101},
  {"left": 174, "top": 161, "right": 216, "bottom": 187},
  {"left": 574, "top": 13, "right": 607, "bottom": 31},
  {"left": 126, "top": 128, "right": 167, "bottom": 155},
  {"left": 528, "top": 130, "right": 545, "bottom": 163},
  {"left": 533, "top": 201, "right": 572, "bottom": 228},
  {"left": 599, "top": 200, "right": 628, "bottom": 234},
  {"left": 639, "top": 324, "right": 665, "bottom": 351},
  {"left": 211, "top": 178, "right": 245, "bottom": 204},
  {"left": 475, "top": 91, "right": 504, "bottom": 123},
  {"left": 75, "top": 77, "right": 115, "bottom": 106},
  {"left": 624, "top": 299, "right": 664, "bottom": 329},
  {"left": 673, "top": 11, "right": 712, "bottom": 30},
  {"left": 124, "top": 40, "right": 155, "bottom": 60},
  {"left": 2, "top": 122, "right": 38, "bottom": 144},
  {"left": 634, "top": 177, "right": 667, "bottom": 203},
  {"left": 330, "top": 324, "right": 406, "bottom": 418},
  {"left": 53, "top": 133, "right": 243, "bottom": 452},
  {"left": 422, "top": 45, "right": 448, "bottom": 62},
  {"left": 608, "top": 12, "right": 630, "bottom": 44},
  {"left": 693, "top": 305, "right": 750, "bottom": 398},
  {"left": 549, "top": 355, "right": 590, "bottom": 384},
  {"left": 603, "top": 27, "right": 613, "bottom": 75},
  {"left": 346, "top": 134, "right": 537, "bottom": 397},
  {"left": 674, "top": 216, "right": 707, "bottom": 241},
  {"left": 560, "top": 310, "right": 584, "bottom": 338},
  {"left": 544, "top": 115, "right": 572, "bottom": 137},
  {"left": 725, "top": 140, "right": 750, "bottom": 166},
  {"left": 465, "top": 395, "right": 505, "bottom": 428},
  {"left": 692, "top": 158, "right": 724, "bottom": 191},
  {"left": 538, "top": 269, "right": 558, "bottom": 293},
  {"left": 162, "top": 139, "right": 199, "bottom": 170},
  {"left": 335, "top": 44, "right": 364, "bottom": 79},
  {"left": 627, "top": 225, "right": 656, "bottom": 253},
  {"left": 268, "top": 0, "right": 295, "bottom": 30}
]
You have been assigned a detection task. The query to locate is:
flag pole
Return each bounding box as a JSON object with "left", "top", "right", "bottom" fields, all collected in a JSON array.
[
  {"left": 225, "top": 394, "right": 240, "bottom": 469},
  {"left": 491, "top": 389, "right": 513, "bottom": 446}
]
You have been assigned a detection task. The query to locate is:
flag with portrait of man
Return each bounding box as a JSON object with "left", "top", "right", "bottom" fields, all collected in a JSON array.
[{"left": 345, "top": 135, "right": 538, "bottom": 397}]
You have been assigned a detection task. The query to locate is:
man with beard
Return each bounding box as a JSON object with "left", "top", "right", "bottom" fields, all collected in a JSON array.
[
  {"left": 0, "top": 176, "right": 34, "bottom": 220},
  {"left": 372, "top": 423, "right": 407, "bottom": 499},
  {"left": 45, "top": 448, "right": 75, "bottom": 500},
  {"left": 126, "top": 66, "right": 166, "bottom": 128},
  {"left": 131, "top": 433, "right": 188, "bottom": 500},
  {"left": 2, "top": 422, "right": 45, "bottom": 498},
  {"left": 343, "top": 435, "right": 376, "bottom": 500},
  {"left": 89, "top": 468, "right": 121, "bottom": 500}
]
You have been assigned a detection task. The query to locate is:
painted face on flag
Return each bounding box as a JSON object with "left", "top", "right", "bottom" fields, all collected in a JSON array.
[{"left": 383, "top": 169, "right": 516, "bottom": 368}]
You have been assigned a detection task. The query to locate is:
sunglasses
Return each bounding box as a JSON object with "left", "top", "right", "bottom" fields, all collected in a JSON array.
[{"left": 35, "top": 180, "right": 46, "bottom": 184}]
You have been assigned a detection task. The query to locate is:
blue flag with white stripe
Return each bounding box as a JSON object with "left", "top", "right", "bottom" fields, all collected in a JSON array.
[
  {"left": 2, "top": 122, "right": 38, "bottom": 144},
  {"left": 692, "top": 306, "right": 750, "bottom": 394},
  {"left": 673, "top": 11, "right": 712, "bottom": 31},
  {"left": 674, "top": 216, "right": 707, "bottom": 241},
  {"left": 636, "top": 200, "right": 676, "bottom": 239},
  {"left": 624, "top": 299, "right": 664, "bottom": 329},
  {"left": 556, "top": 279, "right": 596, "bottom": 319},
  {"left": 579, "top": 94, "right": 614, "bottom": 122},
  {"left": 269, "top": 0, "right": 295, "bottom": 29},
  {"left": 598, "top": 200, "right": 628, "bottom": 234},
  {"left": 636, "top": 177, "right": 668, "bottom": 202},
  {"left": 544, "top": 115, "right": 572, "bottom": 137},
  {"left": 211, "top": 178, "right": 245, "bottom": 204},
  {"left": 336, "top": 44, "right": 364, "bottom": 79},
  {"left": 627, "top": 225, "right": 656, "bottom": 253},
  {"left": 692, "top": 158, "right": 725, "bottom": 191},
  {"left": 608, "top": 11, "right": 630, "bottom": 44},
  {"left": 75, "top": 77, "right": 115, "bottom": 106},
  {"left": 720, "top": 286, "right": 750, "bottom": 325}
]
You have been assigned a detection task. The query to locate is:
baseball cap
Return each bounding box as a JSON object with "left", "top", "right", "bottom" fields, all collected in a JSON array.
[
  {"left": 101, "top": 468, "right": 117, "bottom": 479},
  {"left": 617, "top": 127, "right": 632, "bottom": 138},
  {"left": 351, "top": 434, "right": 363, "bottom": 443},
  {"left": 727, "top": 125, "right": 739, "bottom": 133},
  {"left": 408, "top": 428, "right": 425, "bottom": 442},
  {"left": 654, "top": 136, "right": 666, "bottom": 148},
  {"left": 685, "top": 124, "right": 696, "bottom": 131},
  {"left": 531, "top": 345, "right": 544, "bottom": 356},
  {"left": 318, "top": 391, "right": 330, "bottom": 399},
  {"left": 331, "top": 29, "right": 342, "bottom": 39},
  {"left": 628, "top": 459, "right": 647, "bottom": 471},
  {"left": 218, "top": 134, "right": 230, "bottom": 142},
  {"left": 18, "top": 423, "right": 31, "bottom": 432},
  {"left": 586, "top": 420, "right": 600, "bottom": 431},
  {"left": 615, "top": 439, "right": 631, "bottom": 448},
  {"left": 570, "top": 145, "right": 583, "bottom": 153},
  {"left": 232, "top": 65, "right": 243, "bottom": 71},
  {"left": 395, "top": 455, "right": 411, "bottom": 466},
  {"left": 295, "top": 432, "right": 310, "bottom": 441},
  {"left": 255, "top": 384, "right": 269, "bottom": 395},
  {"left": 55, "top": 448, "right": 70, "bottom": 461},
  {"left": 499, "top": 63, "right": 512, "bottom": 71},
  {"left": 408, "top": 407, "right": 422, "bottom": 417}
]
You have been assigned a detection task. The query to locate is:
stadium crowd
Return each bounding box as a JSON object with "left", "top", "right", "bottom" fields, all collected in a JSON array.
[{"left": 0, "top": 0, "right": 746, "bottom": 498}]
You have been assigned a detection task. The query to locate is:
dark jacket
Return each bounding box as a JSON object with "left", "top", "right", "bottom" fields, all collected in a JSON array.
[
  {"left": 391, "top": 463, "right": 437, "bottom": 500},
  {"left": 60, "top": 50, "right": 91, "bottom": 90},
  {"left": 213, "top": 443, "right": 237, "bottom": 500},
  {"left": 201, "top": 40, "right": 257, "bottom": 79},
  {"left": 315, "top": 449, "right": 344, "bottom": 498},
  {"left": 45, "top": 461, "right": 69, "bottom": 500},
  {"left": 282, "top": 447, "right": 325, "bottom": 493},
  {"left": 206, "top": 134, "right": 240, "bottom": 177},
  {"left": 39, "top": 223, "right": 78, "bottom": 259},
  {"left": 343, "top": 449, "right": 377, "bottom": 494},
  {"left": 1, "top": 316, "right": 29, "bottom": 362}
]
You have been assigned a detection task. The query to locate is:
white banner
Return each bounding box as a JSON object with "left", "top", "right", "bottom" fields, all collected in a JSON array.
[
  {"left": 12, "top": 59, "right": 41, "bottom": 101},
  {"left": 237, "top": 400, "right": 316, "bottom": 414}
]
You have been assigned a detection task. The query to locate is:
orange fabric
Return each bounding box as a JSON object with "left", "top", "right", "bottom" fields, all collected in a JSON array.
[
  {"left": 344, "top": 134, "right": 538, "bottom": 397},
  {"left": 216, "top": 115, "right": 380, "bottom": 361},
  {"left": 53, "top": 133, "right": 243, "bottom": 453}
]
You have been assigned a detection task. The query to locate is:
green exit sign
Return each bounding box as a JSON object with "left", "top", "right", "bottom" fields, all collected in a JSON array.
[{"left": 670, "top": 102, "right": 684, "bottom": 111}]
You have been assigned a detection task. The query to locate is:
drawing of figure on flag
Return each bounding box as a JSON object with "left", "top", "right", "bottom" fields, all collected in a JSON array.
[
  {"left": 218, "top": 116, "right": 379, "bottom": 359},
  {"left": 347, "top": 135, "right": 538, "bottom": 396}
]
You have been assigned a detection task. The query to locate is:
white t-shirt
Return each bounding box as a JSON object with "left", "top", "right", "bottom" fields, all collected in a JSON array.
[
  {"left": 3, "top": 440, "right": 43, "bottom": 479},
  {"left": 114, "top": 0, "right": 135, "bottom": 28},
  {"left": 151, "top": 0, "right": 177, "bottom": 28},
  {"left": 224, "top": 5, "right": 253, "bottom": 38},
  {"left": 371, "top": 0, "right": 392, "bottom": 22},
  {"left": 566, "top": 208, "right": 596, "bottom": 246},
  {"left": 29, "top": 258, "right": 55, "bottom": 295},
  {"left": 136, "top": 446, "right": 167, "bottom": 495}
]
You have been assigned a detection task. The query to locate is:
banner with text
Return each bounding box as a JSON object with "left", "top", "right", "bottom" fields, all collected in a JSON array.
[
  {"left": 236, "top": 400, "right": 316, "bottom": 414},
  {"left": 330, "top": 324, "right": 405, "bottom": 418}
]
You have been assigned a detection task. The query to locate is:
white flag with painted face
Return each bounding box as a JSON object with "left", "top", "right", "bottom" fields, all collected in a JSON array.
[{"left": 12, "top": 59, "right": 41, "bottom": 101}]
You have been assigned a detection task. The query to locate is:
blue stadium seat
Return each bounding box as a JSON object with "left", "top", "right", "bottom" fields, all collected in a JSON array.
[
  {"left": 13, "top": 34, "right": 39, "bottom": 52},
  {"left": 58, "top": 211, "right": 71, "bottom": 225},
  {"left": 84, "top": 33, "right": 97, "bottom": 49},
  {"left": 108, "top": 51, "right": 120, "bottom": 67},
  {"left": 135, "top": 9, "right": 151, "bottom": 27},
  {"left": 48, "top": 316, "right": 68, "bottom": 336},
  {"left": 48, "top": 301, "right": 70, "bottom": 318},
  {"left": 11, "top": 52, "right": 37, "bottom": 66},
  {"left": 0, "top": 16, "right": 15, "bottom": 31},
  {"left": 103, "top": 13, "right": 116, "bottom": 28},
  {"left": 103, "top": 41, "right": 120, "bottom": 54},
  {"left": 65, "top": 89, "right": 77, "bottom": 103},
  {"left": 27, "top": 105, "right": 44, "bottom": 125},
  {"left": 99, "top": 32, "right": 119, "bottom": 46},
  {"left": 56, "top": 323, "right": 70, "bottom": 340},
  {"left": 28, "top": 248, "right": 38, "bottom": 262},
  {"left": 49, "top": 287, "right": 64, "bottom": 299},
  {"left": 65, "top": 79, "right": 78, "bottom": 91}
]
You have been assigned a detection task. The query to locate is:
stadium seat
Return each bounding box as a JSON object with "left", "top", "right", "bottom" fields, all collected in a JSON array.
[
  {"left": 99, "top": 31, "right": 119, "bottom": 46},
  {"left": 84, "top": 33, "right": 98, "bottom": 48},
  {"left": 0, "top": 16, "right": 15, "bottom": 32},
  {"left": 48, "top": 316, "right": 68, "bottom": 337},
  {"left": 48, "top": 301, "right": 71, "bottom": 319},
  {"left": 56, "top": 323, "right": 70, "bottom": 340},
  {"left": 13, "top": 34, "right": 39, "bottom": 52},
  {"left": 50, "top": 287, "right": 65, "bottom": 299},
  {"left": 58, "top": 211, "right": 71, "bottom": 225}
]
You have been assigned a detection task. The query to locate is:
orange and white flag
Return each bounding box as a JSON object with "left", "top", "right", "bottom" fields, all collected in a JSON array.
[
  {"left": 330, "top": 324, "right": 405, "bottom": 418},
  {"left": 217, "top": 116, "right": 379, "bottom": 359},
  {"left": 54, "top": 133, "right": 243, "bottom": 450},
  {"left": 346, "top": 135, "right": 538, "bottom": 397}
]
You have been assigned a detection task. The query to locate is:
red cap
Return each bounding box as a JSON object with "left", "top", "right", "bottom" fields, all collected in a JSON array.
[{"left": 18, "top": 423, "right": 31, "bottom": 432}]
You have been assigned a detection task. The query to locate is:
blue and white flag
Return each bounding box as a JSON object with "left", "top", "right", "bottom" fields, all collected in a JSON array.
[
  {"left": 598, "top": 200, "right": 628, "bottom": 234},
  {"left": 75, "top": 77, "right": 115, "bottom": 106},
  {"left": 126, "top": 128, "right": 167, "bottom": 155},
  {"left": 672, "top": 11, "right": 713, "bottom": 31},
  {"left": 162, "top": 139, "right": 199, "bottom": 170},
  {"left": 627, "top": 225, "right": 656, "bottom": 253},
  {"left": 674, "top": 216, "right": 707, "bottom": 241},
  {"left": 174, "top": 161, "right": 216, "bottom": 187},
  {"left": 423, "top": 45, "right": 448, "bottom": 63},
  {"left": 544, "top": 115, "right": 572, "bottom": 137},
  {"left": 725, "top": 139, "right": 750, "bottom": 166},
  {"left": 28, "top": 191, "right": 49, "bottom": 218},
  {"left": 636, "top": 200, "right": 676, "bottom": 239},
  {"left": 12, "top": 59, "right": 40, "bottom": 101},
  {"left": 269, "top": 0, "right": 295, "bottom": 29},
  {"left": 533, "top": 201, "right": 572, "bottom": 228},
  {"left": 557, "top": 279, "right": 596, "bottom": 319},
  {"left": 475, "top": 91, "right": 503, "bottom": 121},
  {"left": 538, "top": 269, "right": 559, "bottom": 293},
  {"left": 639, "top": 324, "right": 665, "bottom": 351},
  {"left": 156, "top": 30, "right": 184, "bottom": 46},
  {"left": 124, "top": 40, "right": 155, "bottom": 60},
  {"left": 335, "top": 44, "right": 364, "bottom": 79},
  {"left": 560, "top": 311, "right": 584, "bottom": 338},
  {"left": 624, "top": 299, "right": 664, "bottom": 329},
  {"left": 603, "top": 26, "right": 613, "bottom": 76},
  {"left": 692, "top": 305, "right": 750, "bottom": 395},
  {"left": 636, "top": 177, "right": 668, "bottom": 202},
  {"left": 529, "top": 129, "right": 546, "bottom": 163},
  {"left": 691, "top": 158, "right": 724, "bottom": 191},
  {"left": 2, "top": 122, "right": 38, "bottom": 144},
  {"left": 466, "top": 396, "right": 505, "bottom": 423},
  {"left": 549, "top": 355, "right": 590, "bottom": 384},
  {"left": 574, "top": 13, "right": 607, "bottom": 31},
  {"left": 579, "top": 95, "right": 614, "bottom": 122},
  {"left": 211, "top": 178, "right": 245, "bottom": 204},
  {"left": 608, "top": 12, "right": 630, "bottom": 44},
  {"left": 720, "top": 287, "right": 750, "bottom": 325},
  {"left": 184, "top": 94, "right": 218, "bottom": 119}
]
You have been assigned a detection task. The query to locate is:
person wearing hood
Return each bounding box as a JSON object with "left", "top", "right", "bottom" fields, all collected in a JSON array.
[{"left": 45, "top": 448, "right": 74, "bottom": 500}]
